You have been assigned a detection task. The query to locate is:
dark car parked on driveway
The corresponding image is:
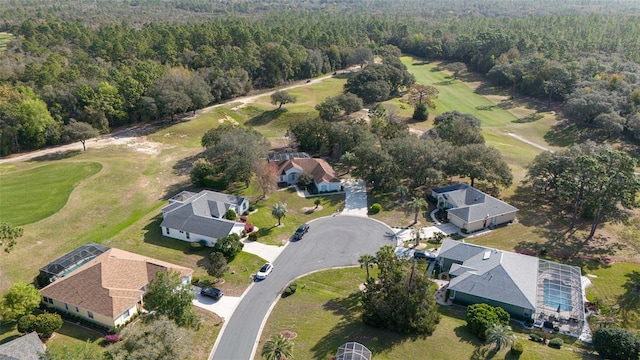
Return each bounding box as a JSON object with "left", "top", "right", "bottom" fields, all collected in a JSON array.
[
  {"left": 413, "top": 250, "right": 436, "bottom": 261},
  {"left": 200, "top": 287, "right": 224, "bottom": 300},
  {"left": 292, "top": 224, "right": 310, "bottom": 240}
]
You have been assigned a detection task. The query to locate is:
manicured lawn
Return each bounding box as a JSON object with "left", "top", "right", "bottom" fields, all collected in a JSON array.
[
  {"left": 0, "top": 162, "right": 102, "bottom": 226},
  {"left": 45, "top": 322, "right": 104, "bottom": 356},
  {"left": 399, "top": 57, "right": 564, "bottom": 191},
  {"left": 243, "top": 187, "right": 345, "bottom": 246},
  {"left": 258, "top": 267, "right": 592, "bottom": 360}
]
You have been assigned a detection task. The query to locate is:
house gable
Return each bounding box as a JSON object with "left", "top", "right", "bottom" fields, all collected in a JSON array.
[{"left": 0, "top": 332, "right": 45, "bottom": 360}]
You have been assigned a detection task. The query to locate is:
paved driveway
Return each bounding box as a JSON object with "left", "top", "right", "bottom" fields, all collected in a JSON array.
[
  {"left": 341, "top": 179, "right": 368, "bottom": 217},
  {"left": 211, "top": 216, "right": 394, "bottom": 360}
]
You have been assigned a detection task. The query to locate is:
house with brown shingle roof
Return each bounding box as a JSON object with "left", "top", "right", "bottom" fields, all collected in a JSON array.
[
  {"left": 40, "top": 248, "right": 192, "bottom": 329},
  {"left": 277, "top": 158, "right": 341, "bottom": 192}
]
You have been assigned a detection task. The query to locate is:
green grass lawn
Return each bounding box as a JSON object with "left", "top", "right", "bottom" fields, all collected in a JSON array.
[
  {"left": 45, "top": 322, "right": 105, "bottom": 356},
  {"left": 258, "top": 267, "right": 592, "bottom": 360},
  {"left": 398, "top": 57, "right": 563, "bottom": 190},
  {"left": 0, "top": 162, "right": 102, "bottom": 226}
]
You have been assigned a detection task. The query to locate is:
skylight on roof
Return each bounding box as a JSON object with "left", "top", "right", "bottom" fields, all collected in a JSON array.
[{"left": 483, "top": 251, "right": 491, "bottom": 260}]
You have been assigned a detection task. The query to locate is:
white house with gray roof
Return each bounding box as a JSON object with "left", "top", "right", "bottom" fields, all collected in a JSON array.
[
  {"left": 160, "top": 190, "right": 248, "bottom": 247},
  {"left": 438, "top": 240, "right": 585, "bottom": 331},
  {"left": 432, "top": 184, "right": 517, "bottom": 233}
]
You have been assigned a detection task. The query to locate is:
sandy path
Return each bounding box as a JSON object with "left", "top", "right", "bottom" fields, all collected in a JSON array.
[
  {"left": 0, "top": 69, "right": 359, "bottom": 165},
  {"left": 507, "top": 132, "right": 552, "bottom": 152}
]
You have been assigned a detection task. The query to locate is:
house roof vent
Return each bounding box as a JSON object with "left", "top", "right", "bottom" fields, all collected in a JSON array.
[{"left": 483, "top": 251, "right": 491, "bottom": 260}]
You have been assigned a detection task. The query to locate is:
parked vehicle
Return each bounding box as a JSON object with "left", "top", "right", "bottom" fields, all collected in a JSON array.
[
  {"left": 413, "top": 250, "right": 436, "bottom": 261},
  {"left": 256, "top": 263, "right": 274, "bottom": 280},
  {"left": 200, "top": 286, "right": 224, "bottom": 300},
  {"left": 293, "top": 224, "right": 310, "bottom": 240}
]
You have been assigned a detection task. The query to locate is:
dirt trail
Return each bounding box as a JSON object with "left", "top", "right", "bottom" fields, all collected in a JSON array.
[
  {"left": 0, "top": 69, "right": 358, "bottom": 165},
  {"left": 507, "top": 132, "right": 552, "bottom": 152}
]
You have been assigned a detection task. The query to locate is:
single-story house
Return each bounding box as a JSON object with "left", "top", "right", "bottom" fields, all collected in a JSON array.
[
  {"left": 277, "top": 158, "right": 341, "bottom": 192},
  {"left": 432, "top": 184, "right": 518, "bottom": 233},
  {"left": 437, "top": 239, "right": 537, "bottom": 319},
  {"left": 40, "top": 248, "right": 193, "bottom": 329},
  {"left": 0, "top": 332, "right": 46, "bottom": 360},
  {"left": 438, "top": 239, "right": 584, "bottom": 328},
  {"left": 160, "top": 190, "right": 248, "bottom": 247}
]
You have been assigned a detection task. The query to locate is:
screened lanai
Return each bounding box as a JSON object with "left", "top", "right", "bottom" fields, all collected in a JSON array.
[
  {"left": 39, "top": 243, "right": 110, "bottom": 282},
  {"left": 535, "top": 259, "right": 584, "bottom": 336},
  {"left": 335, "top": 342, "right": 372, "bottom": 360}
]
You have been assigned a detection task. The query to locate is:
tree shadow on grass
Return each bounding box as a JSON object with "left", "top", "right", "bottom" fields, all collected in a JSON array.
[
  {"left": 246, "top": 109, "right": 287, "bottom": 127},
  {"left": 543, "top": 121, "right": 591, "bottom": 147},
  {"left": 311, "top": 291, "right": 410, "bottom": 359},
  {"left": 620, "top": 271, "right": 640, "bottom": 311},
  {"left": 30, "top": 149, "right": 82, "bottom": 162}
]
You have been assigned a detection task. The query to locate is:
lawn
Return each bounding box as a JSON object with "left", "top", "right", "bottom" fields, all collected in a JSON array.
[
  {"left": 398, "top": 57, "right": 564, "bottom": 191},
  {"left": 0, "top": 162, "right": 102, "bottom": 226},
  {"left": 258, "top": 267, "right": 592, "bottom": 360}
]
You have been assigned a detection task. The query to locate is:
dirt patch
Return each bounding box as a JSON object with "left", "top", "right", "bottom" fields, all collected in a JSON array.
[
  {"left": 302, "top": 205, "right": 323, "bottom": 214},
  {"left": 218, "top": 113, "right": 239, "bottom": 125}
]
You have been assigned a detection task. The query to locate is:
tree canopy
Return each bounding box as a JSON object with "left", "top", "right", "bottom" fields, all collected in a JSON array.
[
  {"left": 144, "top": 271, "right": 199, "bottom": 329},
  {"left": 361, "top": 245, "right": 440, "bottom": 335},
  {"left": 0, "top": 282, "right": 41, "bottom": 322}
]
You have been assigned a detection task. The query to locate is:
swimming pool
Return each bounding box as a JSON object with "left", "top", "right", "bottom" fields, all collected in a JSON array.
[{"left": 543, "top": 278, "right": 572, "bottom": 312}]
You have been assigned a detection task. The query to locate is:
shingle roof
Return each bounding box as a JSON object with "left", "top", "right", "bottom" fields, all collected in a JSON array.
[
  {"left": 161, "top": 190, "right": 246, "bottom": 238},
  {"left": 440, "top": 240, "right": 538, "bottom": 311},
  {"left": 278, "top": 158, "right": 340, "bottom": 184},
  {"left": 40, "top": 249, "right": 192, "bottom": 319},
  {"left": 0, "top": 333, "right": 45, "bottom": 360},
  {"left": 433, "top": 184, "right": 518, "bottom": 223}
]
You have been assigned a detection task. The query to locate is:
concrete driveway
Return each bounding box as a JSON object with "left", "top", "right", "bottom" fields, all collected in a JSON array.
[
  {"left": 192, "top": 286, "right": 244, "bottom": 321},
  {"left": 210, "top": 215, "right": 394, "bottom": 360},
  {"left": 341, "top": 179, "right": 368, "bottom": 217}
]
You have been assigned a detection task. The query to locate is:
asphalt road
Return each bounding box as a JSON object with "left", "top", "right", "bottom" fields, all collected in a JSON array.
[{"left": 211, "top": 215, "right": 394, "bottom": 360}]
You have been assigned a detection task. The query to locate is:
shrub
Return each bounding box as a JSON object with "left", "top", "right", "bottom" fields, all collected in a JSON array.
[
  {"left": 207, "top": 252, "right": 229, "bottom": 278},
  {"left": 240, "top": 215, "right": 248, "bottom": 223},
  {"left": 466, "top": 303, "right": 510, "bottom": 340},
  {"left": 593, "top": 326, "right": 640, "bottom": 360},
  {"left": 282, "top": 283, "right": 298, "bottom": 297},
  {"left": 17, "top": 314, "right": 37, "bottom": 334},
  {"left": 548, "top": 338, "right": 563, "bottom": 349},
  {"left": 223, "top": 209, "right": 237, "bottom": 221},
  {"left": 212, "top": 233, "right": 244, "bottom": 261},
  {"left": 553, "top": 326, "right": 559, "bottom": 332},
  {"left": 248, "top": 206, "right": 255, "bottom": 212},
  {"left": 191, "top": 276, "right": 200, "bottom": 285},
  {"left": 248, "top": 232, "right": 260, "bottom": 241},
  {"left": 510, "top": 341, "right": 524, "bottom": 357},
  {"left": 529, "top": 333, "right": 543, "bottom": 342},
  {"left": 105, "top": 334, "right": 121, "bottom": 343},
  {"left": 370, "top": 203, "right": 382, "bottom": 214},
  {"left": 461, "top": 228, "right": 468, "bottom": 234},
  {"left": 244, "top": 222, "right": 255, "bottom": 233},
  {"left": 35, "top": 313, "right": 63, "bottom": 338}
]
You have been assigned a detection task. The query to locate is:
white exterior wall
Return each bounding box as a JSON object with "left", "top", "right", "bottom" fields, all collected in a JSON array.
[
  {"left": 229, "top": 223, "right": 245, "bottom": 237},
  {"left": 281, "top": 168, "right": 302, "bottom": 185},
  {"left": 162, "top": 227, "right": 218, "bottom": 247},
  {"left": 316, "top": 180, "right": 340, "bottom": 192}
]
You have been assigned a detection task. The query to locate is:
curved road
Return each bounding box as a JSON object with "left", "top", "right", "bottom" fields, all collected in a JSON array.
[{"left": 211, "top": 215, "right": 394, "bottom": 360}]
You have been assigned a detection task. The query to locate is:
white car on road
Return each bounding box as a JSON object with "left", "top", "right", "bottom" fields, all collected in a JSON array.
[{"left": 255, "top": 263, "right": 273, "bottom": 280}]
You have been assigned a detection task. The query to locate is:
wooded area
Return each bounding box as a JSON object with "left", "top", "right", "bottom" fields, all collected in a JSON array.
[{"left": 1, "top": 0, "right": 639, "bottom": 155}]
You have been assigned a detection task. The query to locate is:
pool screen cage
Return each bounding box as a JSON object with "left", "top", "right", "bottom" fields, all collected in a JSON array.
[
  {"left": 335, "top": 342, "right": 372, "bottom": 360},
  {"left": 536, "top": 259, "right": 584, "bottom": 325},
  {"left": 39, "top": 243, "right": 110, "bottom": 282}
]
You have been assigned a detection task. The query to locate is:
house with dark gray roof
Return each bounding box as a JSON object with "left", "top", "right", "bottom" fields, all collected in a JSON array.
[
  {"left": 437, "top": 239, "right": 585, "bottom": 332},
  {"left": 432, "top": 184, "right": 517, "bottom": 233},
  {"left": 160, "top": 190, "right": 248, "bottom": 247},
  {"left": 0, "top": 332, "right": 45, "bottom": 360}
]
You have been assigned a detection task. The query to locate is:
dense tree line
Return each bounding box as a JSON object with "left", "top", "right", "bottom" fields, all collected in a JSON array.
[{"left": 2, "top": 1, "right": 640, "bottom": 154}]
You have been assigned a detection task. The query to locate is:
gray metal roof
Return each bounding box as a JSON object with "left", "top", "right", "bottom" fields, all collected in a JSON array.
[
  {"left": 441, "top": 240, "right": 538, "bottom": 311},
  {"left": 0, "top": 332, "right": 45, "bottom": 360},
  {"left": 433, "top": 184, "right": 518, "bottom": 223}
]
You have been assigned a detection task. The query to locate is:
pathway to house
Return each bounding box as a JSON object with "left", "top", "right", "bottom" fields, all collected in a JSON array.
[
  {"left": 341, "top": 179, "right": 368, "bottom": 217},
  {"left": 392, "top": 223, "right": 459, "bottom": 244}
]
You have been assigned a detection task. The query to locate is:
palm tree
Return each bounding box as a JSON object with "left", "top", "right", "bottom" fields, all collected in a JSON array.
[
  {"left": 272, "top": 202, "right": 287, "bottom": 226},
  {"left": 314, "top": 198, "right": 321, "bottom": 209},
  {"left": 406, "top": 197, "right": 428, "bottom": 224},
  {"left": 485, "top": 324, "right": 515, "bottom": 351},
  {"left": 262, "top": 334, "right": 294, "bottom": 360},
  {"left": 410, "top": 227, "right": 422, "bottom": 247},
  {"left": 396, "top": 185, "right": 409, "bottom": 203},
  {"left": 358, "top": 254, "right": 377, "bottom": 280}
]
